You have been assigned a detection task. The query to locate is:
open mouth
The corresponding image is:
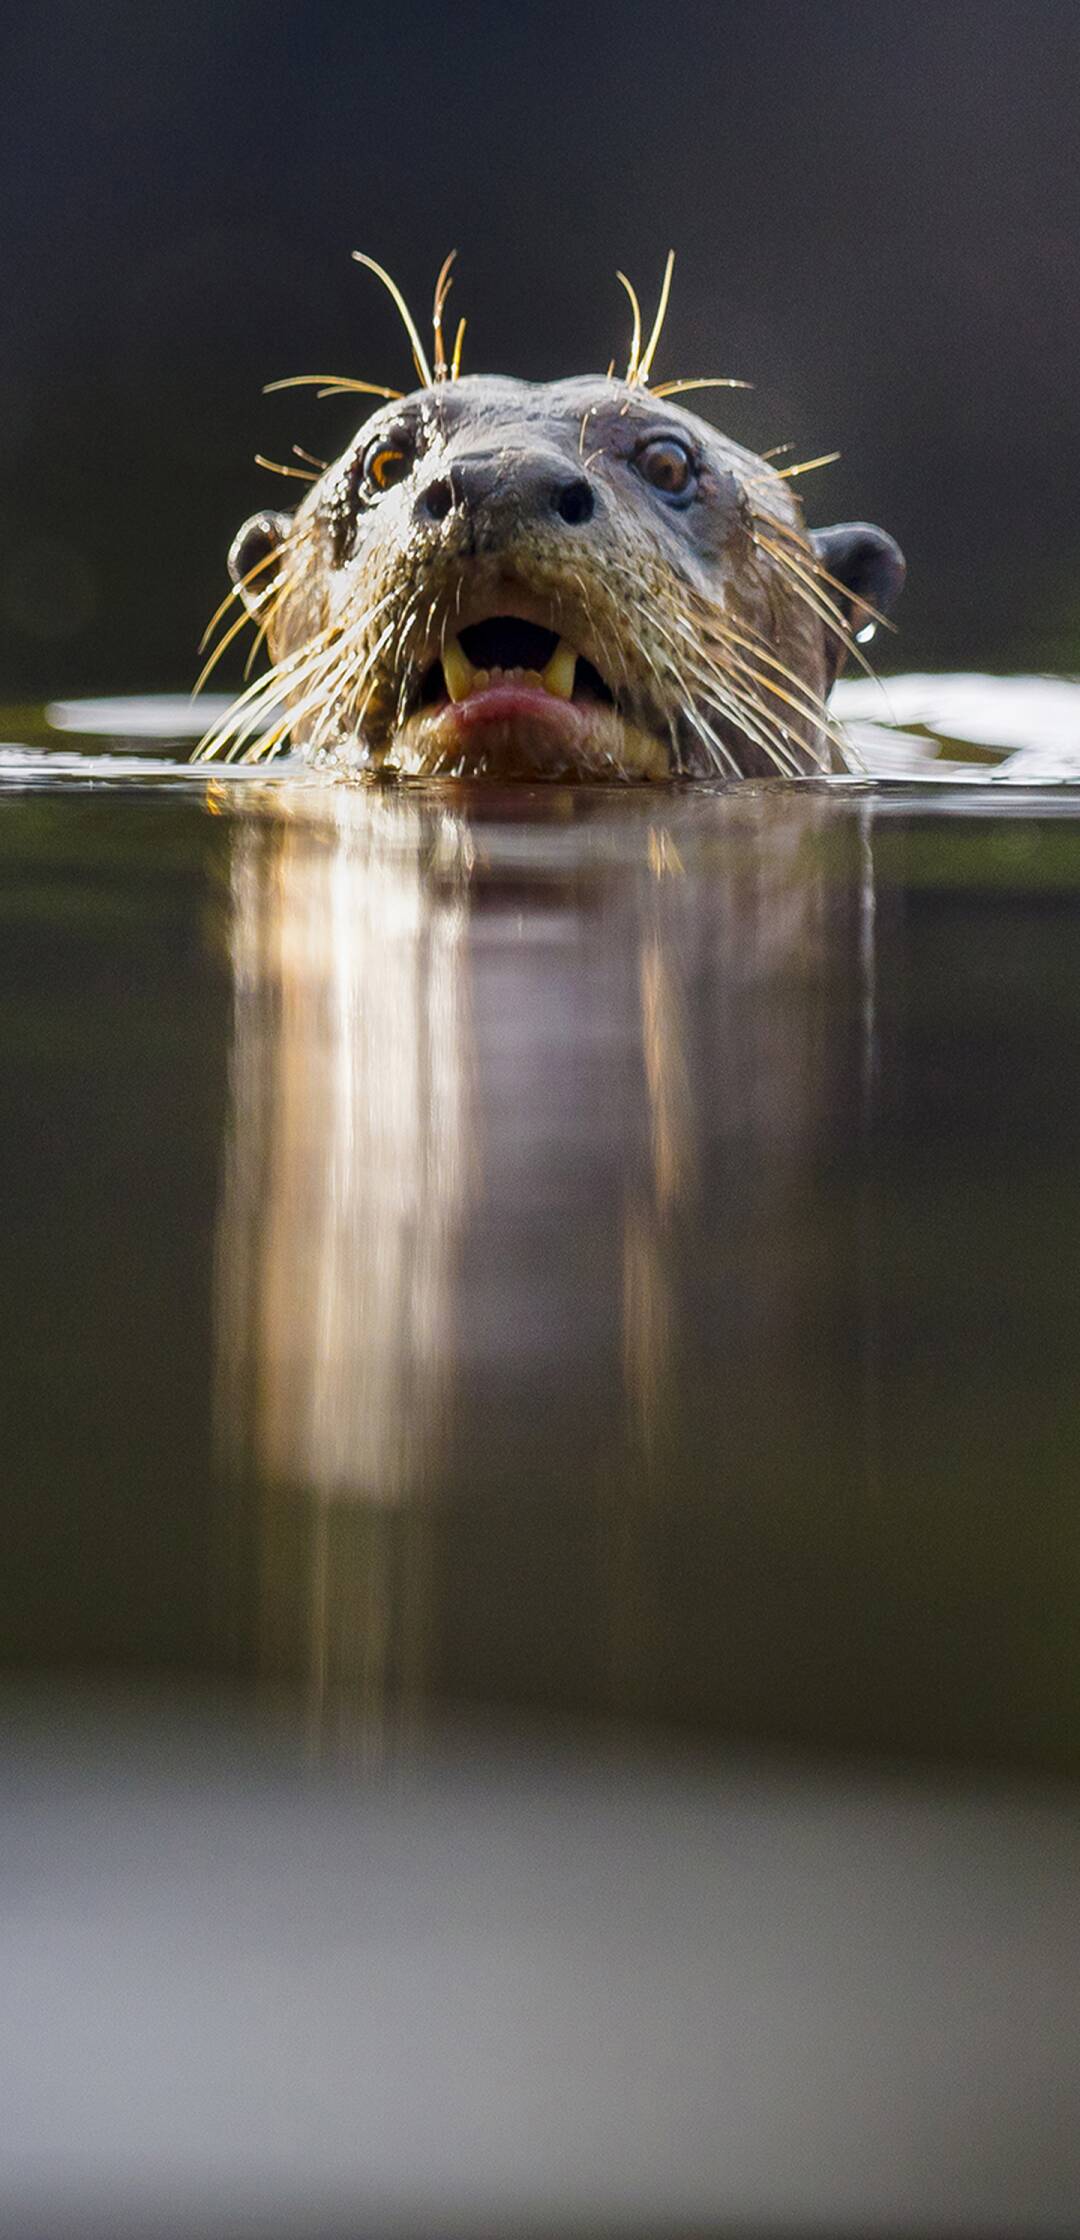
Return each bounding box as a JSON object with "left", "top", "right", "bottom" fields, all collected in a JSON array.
[
  {"left": 385, "top": 601, "right": 671, "bottom": 779},
  {"left": 417, "top": 617, "right": 616, "bottom": 716}
]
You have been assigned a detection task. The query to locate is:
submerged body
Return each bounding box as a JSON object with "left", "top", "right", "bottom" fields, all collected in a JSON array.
[{"left": 206, "top": 364, "right": 904, "bottom": 780}]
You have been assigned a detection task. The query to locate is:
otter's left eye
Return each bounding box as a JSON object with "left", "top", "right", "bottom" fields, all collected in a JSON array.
[
  {"left": 362, "top": 435, "right": 413, "bottom": 493},
  {"left": 636, "top": 436, "right": 696, "bottom": 498}
]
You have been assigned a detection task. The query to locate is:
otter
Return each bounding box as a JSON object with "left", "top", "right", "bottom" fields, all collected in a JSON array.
[{"left": 198, "top": 257, "right": 904, "bottom": 779}]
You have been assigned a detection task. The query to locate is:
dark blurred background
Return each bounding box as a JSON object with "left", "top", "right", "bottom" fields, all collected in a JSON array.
[{"left": 1, "top": 0, "right": 1079, "bottom": 698}]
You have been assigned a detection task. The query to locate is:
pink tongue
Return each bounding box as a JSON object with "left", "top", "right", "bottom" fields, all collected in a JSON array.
[{"left": 452, "top": 682, "right": 583, "bottom": 736}]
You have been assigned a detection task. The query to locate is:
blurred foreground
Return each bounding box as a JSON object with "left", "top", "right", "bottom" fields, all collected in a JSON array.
[{"left": 5, "top": 1680, "right": 1080, "bottom": 2239}]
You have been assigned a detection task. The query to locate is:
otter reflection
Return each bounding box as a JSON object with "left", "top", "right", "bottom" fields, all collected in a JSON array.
[
  {"left": 215, "top": 782, "right": 864, "bottom": 1742},
  {"left": 219, "top": 790, "right": 473, "bottom": 1503}
]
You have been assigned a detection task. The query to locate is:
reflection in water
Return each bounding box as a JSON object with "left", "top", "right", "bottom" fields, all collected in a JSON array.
[
  {"left": 220, "top": 794, "right": 473, "bottom": 1501},
  {"left": 216, "top": 792, "right": 475, "bottom": 1737},
  {"left": 214, "top": 781, "right": 857, "bottom": 1742}
]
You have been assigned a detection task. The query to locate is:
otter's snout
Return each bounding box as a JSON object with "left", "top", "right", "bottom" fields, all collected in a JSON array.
[{"left": 417, "top": 450, "right": 596, "bottom": 537}]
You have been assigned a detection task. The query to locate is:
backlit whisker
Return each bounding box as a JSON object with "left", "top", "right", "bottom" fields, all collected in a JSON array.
[
  {"left": 636, "top": 250, "right": 675, "bottom": 386},
  {"left": 351, "top": 251, "right": 434, "bottom": 388}
]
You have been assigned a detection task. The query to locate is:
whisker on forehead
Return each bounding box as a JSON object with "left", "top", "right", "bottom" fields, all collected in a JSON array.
[
  {"left": 431, "top": 249, "right": 458, "bottom": 383},
  {"left": 745, "top": 452, "right": 841, "bottom": 491},
  {"left": 636, "top": 250, "right": 675, "bottom": 386},
  {"left": 264, "top": 374, "right": 404, "bottom": 402},
  {"left": 351, "top": 250, "right": 434, "bottom": 388},
  {"left": 615, "top": 271, "right": 644, "bottom": 384},
  {"left": 650, "top": 376, "right": 752, "bottom": 400},
  {"left": 253, "top": 454, "right": 320, "bottom": 484}
]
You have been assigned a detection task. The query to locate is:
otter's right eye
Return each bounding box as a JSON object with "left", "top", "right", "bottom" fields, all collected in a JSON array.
[{"left": 362, "top": 435, "right": 414, "bottom": 493}]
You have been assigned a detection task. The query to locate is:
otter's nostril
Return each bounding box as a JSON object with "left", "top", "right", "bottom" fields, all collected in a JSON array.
[
  {"left": 422, "top": 476, "right": 454, "bottom": 522},
  {"left": 555, "top": 477, "right": 595, "bottom": 526}
]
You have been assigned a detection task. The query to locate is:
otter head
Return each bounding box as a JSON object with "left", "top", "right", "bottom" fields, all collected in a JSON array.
[{"left": 215, "top": 374, "right": 904, "bottom": 780}]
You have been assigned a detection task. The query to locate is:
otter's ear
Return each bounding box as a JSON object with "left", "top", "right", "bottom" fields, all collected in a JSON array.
[
  {"left": 812, "top": 523, "right": 906, "bottom": 688},
  {"left": 228, "top": 511, "right": 292, "bottom": 616}
]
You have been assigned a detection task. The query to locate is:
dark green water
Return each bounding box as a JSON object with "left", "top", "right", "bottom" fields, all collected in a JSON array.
[
  {"left": 5, "top": 688, "right": 1080, "bottom": 2237},
  {"left": 4, "top": 688, "right": 1080, "bottom": 1771}
]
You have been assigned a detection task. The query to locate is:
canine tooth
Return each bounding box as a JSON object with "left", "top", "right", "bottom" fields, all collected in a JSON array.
[
  {"left": 443, "top": 635, "right": 475, "bottom": 703},
  {"left": 543, "top": 639, "right": 578, "bottom": 700}
]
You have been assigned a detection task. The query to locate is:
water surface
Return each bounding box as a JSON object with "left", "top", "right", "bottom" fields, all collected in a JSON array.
[
  {"left": 5, "top": 677, "right": 1080, "bottom": 1762},
  {"left": 4, "top": 679, "right": 1080, "bottom": 2236}
]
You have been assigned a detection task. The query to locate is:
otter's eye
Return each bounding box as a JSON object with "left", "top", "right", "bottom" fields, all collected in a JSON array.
[
  {"left": 362, "top": 434, "right": 413, "bottom": 493},
  {"left": 636, "top": 435, "right": 696, "bottom": 499}
]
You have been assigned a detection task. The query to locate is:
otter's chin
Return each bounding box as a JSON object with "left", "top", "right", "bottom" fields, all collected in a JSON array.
[{"left": 387, "top": 686, "right": 671, "bottom": 781}]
